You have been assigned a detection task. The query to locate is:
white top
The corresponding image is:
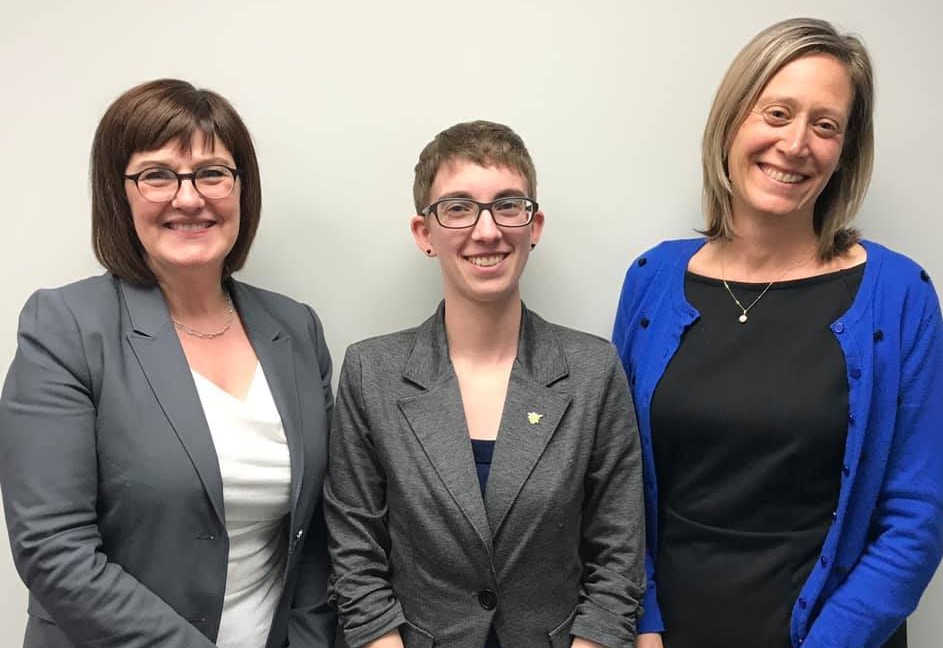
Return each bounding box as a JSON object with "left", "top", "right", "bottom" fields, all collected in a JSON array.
[{"left": 192, "top": 364, "right": 292, "bottom": 648}]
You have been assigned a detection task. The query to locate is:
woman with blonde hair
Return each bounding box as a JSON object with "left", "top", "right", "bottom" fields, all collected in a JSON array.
[{"left": 614, "top": 18, "right": 943, "bottom": 648}]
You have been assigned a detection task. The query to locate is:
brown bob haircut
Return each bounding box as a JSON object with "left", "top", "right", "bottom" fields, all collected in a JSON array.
[
  {"left": 91, "top": 78, "right": 262, "bottom": 285},
  {"left": 413, "top": 120, "right": 538, "bottom": 213},
  {"left": 701, "top": 18, "right": 874, "bottom": 259}
]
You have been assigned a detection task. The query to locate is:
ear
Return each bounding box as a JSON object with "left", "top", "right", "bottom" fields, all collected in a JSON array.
[
  {"left": 410, "top": 214, "right": 434, "bottom": 255},
  {"left": 529, "top": 210, "right": 546, "bottom": 247}
]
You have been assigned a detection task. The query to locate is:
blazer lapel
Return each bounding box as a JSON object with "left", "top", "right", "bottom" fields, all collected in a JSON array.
[
  {"left": 231, "top": 281, "right": 305, "bottom": 515},
  {"left": 121, "top": 280, "right": 225, "bottom": 526},
  {"left": 398, "top": 305, "right": 493, "bottom": 555},
  {"left": 484, "top": 307, "right": 572, "bottom": 535}
]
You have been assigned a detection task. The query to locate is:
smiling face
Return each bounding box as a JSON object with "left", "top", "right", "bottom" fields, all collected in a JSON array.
[
  {"left": 727, "top": 53, "right": 854, "bottom": 226},
  {"left": 410, "top": 160, "right": 544, "bottom": 308},
  {"left": 125, "top": 133, "right": 240, "bottom": 283}
]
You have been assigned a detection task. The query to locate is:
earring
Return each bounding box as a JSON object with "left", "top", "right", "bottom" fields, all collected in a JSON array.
[
  {"left": 426, "top": 249, "right": 433, "bottom": 255},
  {"left": 530, "top": 243, "right": 536, "bottom": 249}
]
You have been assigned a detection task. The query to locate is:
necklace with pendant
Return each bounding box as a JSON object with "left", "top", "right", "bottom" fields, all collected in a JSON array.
[{"left": 720, "top": 244, "right": 817, "bottom": 324}]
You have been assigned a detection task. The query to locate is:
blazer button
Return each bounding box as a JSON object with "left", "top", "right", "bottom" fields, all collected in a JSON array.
[
  {"left": 477, "top": 589, "right": 497, "bottom": 610},
  {"left": 638, "top": 257, "right": 648, "bottom": 267}
]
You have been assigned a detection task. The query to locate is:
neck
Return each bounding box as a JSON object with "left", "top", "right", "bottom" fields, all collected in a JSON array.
[
  {"left": 156, "top": 268, "right": 229, "bottom": 319},
  {"left": 443, "top": 293, "right": 521, "bottom": 364},
  {"left": 723, "top": 208, "right": 819, "bottom": 278}
]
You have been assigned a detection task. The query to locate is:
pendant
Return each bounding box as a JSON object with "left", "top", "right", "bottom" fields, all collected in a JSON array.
[{"left": 738, "top": 313, "right": 748, "bottom": 323}]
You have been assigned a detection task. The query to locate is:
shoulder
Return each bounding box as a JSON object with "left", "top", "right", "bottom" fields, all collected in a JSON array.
[
  {"left": 864, "top": 241, "right": 935, "bottom": 288},
  {"left": 19, "top": 274, "right": 122, "bottom": 328},
  {"left": 345, "top": 326, "right": 420, "bottom": 362},
  {"left": 530, "top": 310, "right": 621, "bottom": 376},
  {"left": 619, "top": 238, "right": 702, "bottom": 294}
]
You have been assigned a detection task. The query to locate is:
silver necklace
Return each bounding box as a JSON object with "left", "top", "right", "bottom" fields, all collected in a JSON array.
[
  {"left": 171, "top": 293, "right": 235, "bottom": 339},
  {"left": 720, "top": 244, "right": 816, "bottom": 324}
]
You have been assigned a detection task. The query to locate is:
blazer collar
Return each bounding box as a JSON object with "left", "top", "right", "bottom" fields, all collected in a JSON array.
[
  {"left": 398, "top": 301, "right": 572, "bottom": 550},
  {"left": 121, "top": 278, "right": 304, "bottom": 525},
  {"left": 402, "top": 300, "right": 570, "bottom": 389}
]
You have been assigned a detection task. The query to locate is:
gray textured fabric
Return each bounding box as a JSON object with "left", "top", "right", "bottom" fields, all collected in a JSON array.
[
  {"left": 0, "top": 274, "right": 335, "bottom": 648},
  {"left": 325, "top": 303, "right": 644, "bottom": 648}
]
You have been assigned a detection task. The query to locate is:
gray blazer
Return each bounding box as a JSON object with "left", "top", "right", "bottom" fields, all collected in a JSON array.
[
  {"left": 324, "top": 304, "right": 644, "bottom": 648},
  {"left": 0, "top": 275, "right": 335, "bottom": 648}
]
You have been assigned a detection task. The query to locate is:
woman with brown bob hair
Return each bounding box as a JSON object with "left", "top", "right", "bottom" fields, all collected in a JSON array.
[
  {"left": 0, "top": 79, "right": 335, "bottom": 648},
  {"left": 613, "top": 18, "right": 943, "bottom": 648}
]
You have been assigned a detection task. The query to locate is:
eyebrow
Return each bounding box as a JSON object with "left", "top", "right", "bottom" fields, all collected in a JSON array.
[
  {"left": 757, "top": 95, "right": 848, "bottom": 121},
  {"left": 435, "top": 188, "right": 530, "bottom": 201},
  {"left": 128, "top": 156, "right": 235, "bottom": 170}
]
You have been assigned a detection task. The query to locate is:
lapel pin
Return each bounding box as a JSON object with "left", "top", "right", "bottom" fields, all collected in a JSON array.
[{"left": 527, "top": 412, "right": 543, "bottom": 425}]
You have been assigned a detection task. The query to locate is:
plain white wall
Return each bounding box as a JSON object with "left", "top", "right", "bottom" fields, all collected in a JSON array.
[{"left": 1, "top": 0, "right": 940, "bottom": 643}]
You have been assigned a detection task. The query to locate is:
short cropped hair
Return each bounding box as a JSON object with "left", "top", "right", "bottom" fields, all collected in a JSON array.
[
  {"left": 702, "top": 18, "right": 874, "bottom": 259},
  {"left": 91, "top": 79, "right": 262, "bottom": 284},
  {"left": 413, "top": 120, "right": 538, "bottom": 213}
]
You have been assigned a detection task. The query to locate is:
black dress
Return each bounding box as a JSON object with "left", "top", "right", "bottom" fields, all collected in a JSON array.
[{"left": 650, "top": 266, "right": 904, "bottom": 648}]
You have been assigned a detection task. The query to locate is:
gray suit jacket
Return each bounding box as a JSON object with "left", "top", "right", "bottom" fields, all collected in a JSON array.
[
  {"left": 324, "top": 304, "right": 644, "bottom": 648},
  {"left": 0, "top": 275, "right": 335, "bottom": 648}
]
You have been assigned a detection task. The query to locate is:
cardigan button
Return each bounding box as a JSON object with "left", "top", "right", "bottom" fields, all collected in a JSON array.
[
  {"left": 638, "top": 257, "right": 648, "bottom": 267},
  {"left": 820, "top": 555, "right": 829, "bottom": 567},
  {"left": 640, "top": 317, "right": 650, "bottom": 329},
  {"left": 798, "top": 597, "right": 807, "bottom": 609},
  {"left": 833, "top": 322, "right": 845, "bottom": 334},
  {"left": 921, "top": 269, "right": 930, "bottom": 282},
  {"left": 849, "top": 368, "right": 862, "bottom": 379},
  {"left": 873, "top": 329, "right": 884, "bottom": 342},
  {"left": 477, "top": 589, "right": 498, "bottom": 610},
  {"left": 842, "top": 464, "right": 850, "bottom": 477}
]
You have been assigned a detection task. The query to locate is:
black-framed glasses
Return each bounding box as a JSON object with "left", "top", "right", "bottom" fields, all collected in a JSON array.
[
  {"left": 123, "top": 165, "right": 240, "bottom": 203},
  {"left": 422, "top": 196, "right": 538, "bottom": 229}
]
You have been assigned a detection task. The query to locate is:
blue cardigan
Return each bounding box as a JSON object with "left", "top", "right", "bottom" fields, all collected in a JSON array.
[{"left": 612, "top": 238, "right": 943, "bottom": 648}]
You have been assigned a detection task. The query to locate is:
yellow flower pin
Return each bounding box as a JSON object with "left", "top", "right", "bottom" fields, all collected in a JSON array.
[{"left": 527, "top": 412, "right": 543, "bottom": 425}]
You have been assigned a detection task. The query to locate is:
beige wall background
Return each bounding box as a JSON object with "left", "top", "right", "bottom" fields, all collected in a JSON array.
[{"left": 1, "top": 0, "right": 940, "bottom": 643}]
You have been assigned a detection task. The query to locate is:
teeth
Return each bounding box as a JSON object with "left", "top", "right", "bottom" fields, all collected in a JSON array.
[
  {"left": 467, "top": 254, "right": 506, "bottom": 267},
  {"left": 168, "top": 221, "right": 213, "bottom": 231},
  {"left": 761, "top": 165, "right": 804, "bottom": 184}
]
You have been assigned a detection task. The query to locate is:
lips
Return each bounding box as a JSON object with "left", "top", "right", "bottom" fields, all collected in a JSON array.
[
  {"left": 164, "top": 220, "right": 215, "bottom": 231},
  {"left": 465, "top": 253, "right": 508, "bottom": 267},
  {"left": 759, "top": 163, "right": 807, "bottom": 184}
]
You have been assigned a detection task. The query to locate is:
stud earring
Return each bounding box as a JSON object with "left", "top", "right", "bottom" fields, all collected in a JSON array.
[
  {"left": 530, "top": 243, "right": 536, "bottom": 249},
  {"left": 426, "top": 249, "right": 433, "bottom": 255}
]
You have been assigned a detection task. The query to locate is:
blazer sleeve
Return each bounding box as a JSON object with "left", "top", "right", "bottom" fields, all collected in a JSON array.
[
  {"left": 0, "top": 289, "right": 216, "bottom": 648},
  {"left": 287, "top": 305, "right": 337, "bottom": 647},
  {"left": 804, "top": 278, "right": 943, "bottom": 647},
  {"left": 323, "top": 345, "right": 406, "bottom": 647},
  {"left": 570, "top": 346, "right": 646, "bottom": 647}
]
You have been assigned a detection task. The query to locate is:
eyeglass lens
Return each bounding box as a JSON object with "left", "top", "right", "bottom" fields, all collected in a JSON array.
[
  {"left": 435, "top": 198, "right": 535, "bottom": 228},
  {"left": 135, "top": 166, "right": 236, "bottom": 202}
]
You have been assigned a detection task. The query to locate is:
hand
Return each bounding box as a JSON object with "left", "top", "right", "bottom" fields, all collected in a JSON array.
[
  {"left": 635, "top": 632, "right": 664, "bottom": 648},
  {"left": 572, "top": 638, "right": 606, "bottom": 648},
  {"left": 363, "top": 630, "right": 405, "bottom": 648}
]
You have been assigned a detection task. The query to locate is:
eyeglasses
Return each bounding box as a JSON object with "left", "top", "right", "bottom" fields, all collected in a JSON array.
[
  {"left": 422, "top": 196, "right": 538, "bottom": 229},
  {"left": 123, "top": 165, "right": 240, "bottom": 203}
]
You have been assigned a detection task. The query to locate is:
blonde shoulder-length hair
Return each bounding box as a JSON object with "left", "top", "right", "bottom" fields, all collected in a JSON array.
[{"left": 701, "top": 17, "right": 874, "bottom": 259}]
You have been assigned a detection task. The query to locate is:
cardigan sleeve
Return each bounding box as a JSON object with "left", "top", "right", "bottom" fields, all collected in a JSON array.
[
  {"left": 804, "top": 274, "right": 943, "bottom": 647},
  {"left": 323, "top": 345, "right": 407, "bottom": 647},
  {"left": 0, "top": 289, "right": 217, "bottom": 648},
  {"left": 613, "top": 257, "right": 665, "bottom": 635}
]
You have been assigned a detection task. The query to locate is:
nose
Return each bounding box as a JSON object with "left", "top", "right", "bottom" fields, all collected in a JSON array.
[
  {"left": 779, "top": 119, "right": 811, "bottom": 158},
  {"left": 471, "top": 208, "right": 501, "bottom": 241},
  {"left": 171, "top": 178, "right": 205, "bottom": 211}
]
